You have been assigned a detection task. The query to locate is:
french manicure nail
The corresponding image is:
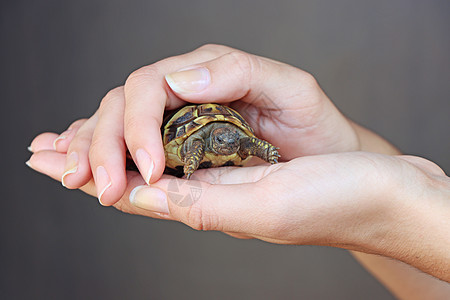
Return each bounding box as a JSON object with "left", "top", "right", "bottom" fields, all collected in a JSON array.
[
  {"left": 61, "top": 152, "right": 78, "bottom": 187},
  {"left": 135, "top": 148, "right": 154, "bottom": 184},
  {"left": 25, "top": 160, "right": 32, "bottom": 168},
  {"left": 53, "top": 135, "right": 67, "bottom": 150},
  {"left": 53, "top": 128, "right": 73, "bottom": 150},
  {"left": 96, "top": 166, "right": 112, "bottom": 205},
  {"left": 129, "top": 185, "right": 169, "bottom": 214},
  {"left": 27, "top": 145, "right": 33, "bottom": 153},
  {"left": 165, "top": 67, "right": 211, "bottom": 94}
]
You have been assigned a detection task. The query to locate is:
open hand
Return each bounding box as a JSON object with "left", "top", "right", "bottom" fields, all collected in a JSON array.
[{"left": 28, "top": 132, "right": 449, "bottom": 281}]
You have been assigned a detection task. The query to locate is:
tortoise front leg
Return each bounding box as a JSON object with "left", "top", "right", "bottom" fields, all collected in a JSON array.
[
  {"left": 181, "top": 139, "right": 205, "bottom": 179},
  {"left": 238, "top": 137, "right": 280, "bottom": 164}
]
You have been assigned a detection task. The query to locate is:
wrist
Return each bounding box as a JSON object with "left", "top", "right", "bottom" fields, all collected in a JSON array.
[
  {"left": 360, "top": 163, "right": 450, "bottom": 280},
  {"left": 350, "top": 121, "right": 401, "bottom": 155}
]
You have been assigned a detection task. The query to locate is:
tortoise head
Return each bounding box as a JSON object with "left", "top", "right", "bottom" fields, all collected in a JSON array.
[{"left": 210, "top": 125, "right": 240, "bottom": 155}]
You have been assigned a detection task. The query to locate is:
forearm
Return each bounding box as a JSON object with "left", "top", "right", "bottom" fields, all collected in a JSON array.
[
  {"left": 352, "top": 252, "right": 450, "bottom": 299},
  {"left": 349, "top": 120, "right": 450, "bottom": 296},
  {"left": 352, "top": 180, "right": 450, "bottom": 297},
  {"left": 351, "top": 121, "right": 401, "bottom": 155},
  {"left": 362, "top": 175, "right": 450, "bottom": 274}
]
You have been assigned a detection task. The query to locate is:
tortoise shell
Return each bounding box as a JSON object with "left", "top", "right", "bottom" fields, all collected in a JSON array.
[{"left": 162, "top": 103, "right": 255, "bottom": 170}]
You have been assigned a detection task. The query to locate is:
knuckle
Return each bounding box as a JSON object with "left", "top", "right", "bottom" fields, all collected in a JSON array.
[
  {"left": 125, "top": 65, "right": 160, "bottom": 88},
  {"left": 227, "top": 51, "right": 253, "bottom": 73},
  {"left": 226, "top": 51, "right": 259, "bottom": 86},
  {"left": 66, "top": 134, "right": 92, "bottom": 159},
  {"left": 99, "top": 86, "right": 124, "bottom": 111},
  {"left": 106, "top": 86, "right": 124, "bottom": 97},
  {"left": 185, "top": 201, "right": 220, "bottom": 232},
  {"left": 68, "top": 118, "right": 88, "bottom": 130},
  {"left": 88, "top": 137, "right": 104, "bottom": 162},
  {"left": 69, "top": 133, "right": 91, "bottom": 150},
  {"left": 296, "top": 69, "right": 318, "bottom": 89},
  {"left": 185, "top": 205, "right": 205, "bottom": 231},
  {"left": 196, "top": 43, "right": 233, "bottom": 55}
]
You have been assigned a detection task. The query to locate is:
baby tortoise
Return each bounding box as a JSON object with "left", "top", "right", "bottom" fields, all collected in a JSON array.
[
  {"left": 162, "top": 103, "right": 280, "bottom": 179},
  {"left": 126, "top": 103, "right": 280, "bottom": 178}
]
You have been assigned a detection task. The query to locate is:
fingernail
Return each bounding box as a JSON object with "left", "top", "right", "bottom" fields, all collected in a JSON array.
[
  {"left": 53, "top": 135, "right": 67, "bottom": 150},
  {"left": 61, "top": 152, "right": 78, "bottom": 187},
  {"left": 95, "top": 166, "right": 112, "bottom": 205},
  {"left": 25, "top": 159, "right": 32, "bottom": 168},
  {"left": 135, "top": 148, "right": 154, "bottom": 184},
  {"left": 165, "top": 67, "right": 211, "bottom": 94},
  {"left": 27, "top": 145, "right": 33, "bottom": 153},
  {"left": 53, "top": 128, "right": 72, "bottom": 150},
  {"left": 129, "top": 185, "right": 169, "bottom": 214}
]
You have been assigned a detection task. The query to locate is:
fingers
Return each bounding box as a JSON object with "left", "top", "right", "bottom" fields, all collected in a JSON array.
[
  {"left": 61, "top": 113, "right": 99, "bottom": 189},
  {"left": 123, "top": 44, "right": 234, "bottom": 185},
  {"left": 127, "top": 162, "right": 284, "bottom": 235},
  {"left": 53, "top": 119, "right": 88, "bottom": 152},
  {"left": 89, "top": 87, "right": 127, "bottom": 206},
  {"left": 26, "top": 149, "right": 170, "bottom": 220},
  {"left": 33, "top": 88, "right": 128, "bottom": 205},
  {"left": 164, "top": 50, "right": 317, "bottom": 111},
  {"left": 128, "top": 177, "right": 272, "bottom": 234},
  {"left": 27, "top": 150, "right": 96, "bottom": 196},
  {"left": 29, "top": 119, "right": 88, "bottom": 154},
  {"left": 164, "top": 48, "right": 360, "bottom": 157},
  {"left": 29, "top": 132, "right": 59, "bottom": 153},
  {"left": 29, "top": 92, "right": 126, "bottom": 205}
]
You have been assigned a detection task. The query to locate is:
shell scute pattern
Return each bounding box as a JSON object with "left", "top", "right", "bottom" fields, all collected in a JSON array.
[{"left": 163, "top": 104, "right": 256, "bottom": 168}]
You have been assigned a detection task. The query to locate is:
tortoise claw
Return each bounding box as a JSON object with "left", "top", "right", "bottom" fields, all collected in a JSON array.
[
  {"left": 267, "top": 146, "right": 280, "bottom": 164},
  {"left": 184, "top": 164, "right": 196, "bottom": 180}
]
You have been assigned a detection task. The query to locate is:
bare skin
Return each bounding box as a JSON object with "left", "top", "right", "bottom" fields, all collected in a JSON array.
[{"left": 27, "top": 44, "right": 450, "bottom": 296}]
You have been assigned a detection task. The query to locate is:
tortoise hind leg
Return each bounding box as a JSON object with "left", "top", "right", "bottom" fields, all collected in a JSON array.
[
  {"left": 238, "top": 137, "right": 280, "bottom": 164},
  {"left": 181, "top": 139, "right": 205, "bottom": 179}
]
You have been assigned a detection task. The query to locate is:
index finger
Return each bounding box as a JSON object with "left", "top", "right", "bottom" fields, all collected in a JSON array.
[{"left": 123, "top": 44, "right": 234, "bottom": 184}]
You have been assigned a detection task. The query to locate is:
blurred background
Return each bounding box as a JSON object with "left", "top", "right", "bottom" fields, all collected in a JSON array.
[{"left": 1, "top": 0, "right": 449, "bottom": 299}]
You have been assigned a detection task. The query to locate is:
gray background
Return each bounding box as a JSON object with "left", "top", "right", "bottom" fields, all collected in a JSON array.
[{"left": 1, "top": 0, "right": 449, "bottom": 299}]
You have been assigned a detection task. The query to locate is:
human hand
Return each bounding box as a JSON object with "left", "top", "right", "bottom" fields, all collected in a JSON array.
[
  {"left": 36, "top": 44, "right": 364, "bottom": 206},
  {"left": 27, "top": 43, "right": 450, "bottom": 289},
  {"left": 27, "top": 136, "right": 450, "bottom": 281}
]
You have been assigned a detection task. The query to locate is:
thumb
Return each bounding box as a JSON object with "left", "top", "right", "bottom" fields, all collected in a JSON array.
[
  {"left": 164, "top": 50, "right": 315, "bottom": 110},
  {"left": 128, "top": 176, "right": 270, "bottom": 233}
]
